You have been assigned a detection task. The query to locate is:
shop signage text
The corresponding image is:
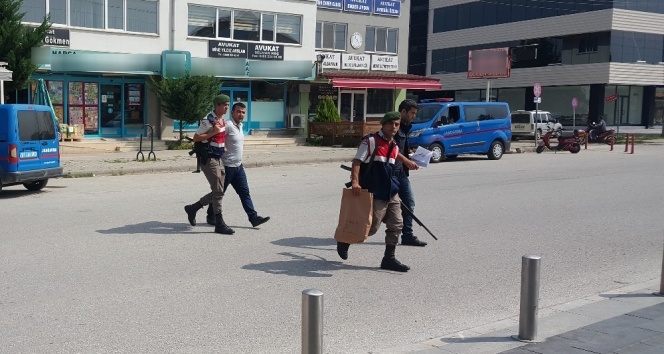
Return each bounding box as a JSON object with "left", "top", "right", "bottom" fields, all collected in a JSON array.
[
  {"left": 317, "top": 0, "right": 342, "bottom": 10},
  {"left": 374, "top": 0, "right": 400, "bottom": 16},
  {"left": 371, "top": 55, "right": 398, "bottom": 71},
  {"left": 345, "top": 0, "right": 373, "bottom": 14},
  {"left": 208, "top": 40, "right": 284, "bottom": 60},
  {"left": 317, "top": 52, "right": 341, "bottom": 69},
  {"left": 248, "top": 43, "right": 284, "bottom": 60},
  {"left": 342, "top": 54, "right": 370, "bottom": 70},
  {"left": 44, "top": 28, "right": 70, "bottom": 47}
]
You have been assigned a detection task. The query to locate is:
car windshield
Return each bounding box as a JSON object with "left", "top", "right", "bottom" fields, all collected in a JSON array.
[
  {"left": 511, "top": 113, "right": 530, "bottom": 123},
  {"left": 413, "top": 104, "right": 443, "bottom": 124}
]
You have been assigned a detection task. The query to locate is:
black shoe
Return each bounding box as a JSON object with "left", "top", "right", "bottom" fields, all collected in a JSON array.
[
  {"left": 206, "top": 214, "right": 216, "bottom": 226},
  {"left": 214, "top": 213, "right": 235, "bottom": 235},
  {"left": 337, "top": 242, "right": 350, "bottom": 260},
  {"left": 401, "top": 236, "right": 427, "bottom": 247},
  {"left": 250, "top": 216, "right": 270, "bottom": 228},
  {"left": 380, "top": 256, "right": 410, "bottom": 272},
  {"left": 184, "top": 202, "right": 203, "bottom": 226}
]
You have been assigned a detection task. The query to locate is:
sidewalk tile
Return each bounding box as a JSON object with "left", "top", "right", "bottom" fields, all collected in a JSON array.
[
  {"left": 566, "top": 298, "right": 645, "bottom": 320},
  {"left": 507, "top": 336, "right": 592, "bottom": 354},
  {"left": 627, "top": 302, "right": 664, "bottom": 321},
  {"left": 614, "top": 342, "right": 662, "bottom": 354},
  {"left": 536, "top": 311, "right": 602, "bottom": 339}
]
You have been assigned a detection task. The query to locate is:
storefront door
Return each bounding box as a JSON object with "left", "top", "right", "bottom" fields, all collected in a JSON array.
[
  {"left": 617, "top": 96, "right": 629, "bottom": 126},
  {"left": 220, "top": 87, "right": 251, "bottom": 134},
  {"left": 339, "top": 91, "right": 366, "bottom": 122},
  {"left": 100, "top": 84, "right": 122, "bottom": 137}
]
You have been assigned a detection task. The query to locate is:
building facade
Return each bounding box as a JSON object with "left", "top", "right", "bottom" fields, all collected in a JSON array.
[
  {"left": 313, "top": 0, "right": 439, "bottom": 122},
  {"left": 416, "top": 0, "right": 664, "bottom": 128}
]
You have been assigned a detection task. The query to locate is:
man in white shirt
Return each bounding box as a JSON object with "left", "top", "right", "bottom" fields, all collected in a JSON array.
[{"left": 206, "top": 102, "right": 270, "bottom": 228}]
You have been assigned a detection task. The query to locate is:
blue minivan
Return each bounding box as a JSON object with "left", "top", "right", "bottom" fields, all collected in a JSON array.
[
  {"left": 408, "top": 101, "right": 512, "bottom": 162},
  {"left": 0, "top": 104, "right": 63, "bottom": 192}
]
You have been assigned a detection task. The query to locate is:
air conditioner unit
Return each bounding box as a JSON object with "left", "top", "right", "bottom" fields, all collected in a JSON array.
[{"left": 289, "top": 114, "right": 304, "bottom": 128}]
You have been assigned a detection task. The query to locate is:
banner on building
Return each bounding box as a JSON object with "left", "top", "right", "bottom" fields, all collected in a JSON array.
[{"left": 467, "top": 48, "right": 511, "bottom": 79}]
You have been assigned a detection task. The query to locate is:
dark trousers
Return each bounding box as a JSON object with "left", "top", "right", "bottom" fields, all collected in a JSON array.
[
  {"left": 223, "top": 164, "right": 259, "bottom": 222},
  {"left": 396, "top": 173, "right": 415, "bottom": 238}
]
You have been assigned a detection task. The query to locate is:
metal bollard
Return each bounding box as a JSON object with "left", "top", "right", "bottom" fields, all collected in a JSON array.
[
  {"left": 302, "top": 289, "right": 324, "bottom": 354},
  {"left": 656, "top": 246, "right": 664, "bottom": 297},
  {"left": 513, "top": 255, "right": 542, "bottom": 342}
]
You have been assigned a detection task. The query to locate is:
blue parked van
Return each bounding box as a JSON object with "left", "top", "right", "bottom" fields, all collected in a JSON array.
[
  {"left": 408, "top": 101, "right": 512, "bottom": 162},
  {"left": 0, "top": 104, "right": 63, "bottom": 192}
]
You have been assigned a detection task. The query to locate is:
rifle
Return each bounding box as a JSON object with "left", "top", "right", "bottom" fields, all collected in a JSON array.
[
  {"left": 340, "top": 164, "right": 438, "bottom": 240},
  {"left": 183, "top": 136, "right": 201, "bottom": 173}
]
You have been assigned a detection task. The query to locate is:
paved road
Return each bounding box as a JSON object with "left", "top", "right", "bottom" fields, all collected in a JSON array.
[{"left": 1, "top": 145, "right": 663, "bottom": 353}]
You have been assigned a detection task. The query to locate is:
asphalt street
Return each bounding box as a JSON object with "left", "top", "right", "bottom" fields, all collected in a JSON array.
[{"left": 1, "top": 145, "right": 663, "bottom": 353}]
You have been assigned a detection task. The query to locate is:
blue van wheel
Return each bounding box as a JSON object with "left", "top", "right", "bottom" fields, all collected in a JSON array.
[
  {"left": 23, "top": 179, "right": 49, "bottom": 191},
  {"left": 487, "top": 141, "right": 504, "bottom": 160},
  {"left": 429, "top": 143, "right": 445, "bottom": 163}
]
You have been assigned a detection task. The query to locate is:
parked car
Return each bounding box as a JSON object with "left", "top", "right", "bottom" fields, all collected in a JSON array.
[
  {"left": 0, "top": 104, "right": 63, "bottom": 192},
  {"left": 511, "top": 110, "right": 555, "bottom": 139},
  {"left": 408, "top": 101, "right": 512, "bottom": 162}
]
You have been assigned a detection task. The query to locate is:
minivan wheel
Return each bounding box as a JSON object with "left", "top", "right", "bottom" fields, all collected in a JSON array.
[
  {"left": 24, "top": 179, "right": 48, "bottom": 191},
  {"left": 487, "top": 141, "right": 504, "bottom": 160},
  {"left": 429, "top": 143, "right": 446, "bottom": 163}
]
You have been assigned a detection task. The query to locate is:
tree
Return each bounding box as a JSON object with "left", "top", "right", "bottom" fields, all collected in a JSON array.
[
  {"left": 148, "top": 73, "right": 220, "bottom": 142},
  {"left": 0, "top": 0, "right": 51, "bottom": 98},
  {"left": 314, "top": 97, "right": 341, "bottom": 122}
]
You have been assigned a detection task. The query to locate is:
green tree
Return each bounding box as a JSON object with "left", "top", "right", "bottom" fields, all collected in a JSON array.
[
  {"left": 0, "top": 0, "right": 51, "bottom": 97},
  {"left": 314, "top": 96, "right": 341, "bottom": 122},
  {"left": 148, "top": 73, "right": 220, "bottom": 142}
]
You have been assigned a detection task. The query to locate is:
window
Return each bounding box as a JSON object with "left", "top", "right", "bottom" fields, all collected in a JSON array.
[
  {"left": 579, "top": 36, "right": 598, "bottom": 54},
  {"left": 463, "top": 105, "right": 508, "bottom": 122},
  {"left": 262, "top": 14, "right": 275, "bottom": 41},
  {"left": 19, "top": 0, "right": 158, "bottom": 33},
  {"left": 188, "top": 5, "right": 215, "bottom": 37},
  {"left": 366, "top": 26, "right": 398, "bottom": 54},
  {"left": 218, "top": 10, "right": 231, "bottom": 38},
  {"left": 18, "top": 110, "right": 56, "bottom": 141},
  {"left": 234, "top": 10, "right": 260, "bottom": 41},
  {"left": 276, "top": 14, "right": 301, "bottom": 44},
  {"left": 366, "top": 89, "right": 392, "bottom": 115},
  {"left": 316, "top": 22, "right": 346, "bottom": 50}
]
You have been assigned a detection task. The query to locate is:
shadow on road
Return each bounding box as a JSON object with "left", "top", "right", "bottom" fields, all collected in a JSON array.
[
  {"left": 242, "top": 251, "right": 379, "bottom": 277},
  {"left": 0, "top": 189, "right": 47, "bottom": 199},
  {"left": 271, "top": 236, "right": 336, "bottom": 250},
  {"left": 97, "top": 221, "right": 193, "bottom": 235}
]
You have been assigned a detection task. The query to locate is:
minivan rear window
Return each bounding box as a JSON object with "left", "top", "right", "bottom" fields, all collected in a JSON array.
[
  {"left": 511, "top": 113, "right": 531, "bottom": 123},
  {"left": 18, "top": 110, "right": 56, "bottom": 141},
  {"left": 463, "top": 105, "right": 509, "bottom": 122},
  {"left": 413, "top": 104, "right": 443, "bottom": 124}
]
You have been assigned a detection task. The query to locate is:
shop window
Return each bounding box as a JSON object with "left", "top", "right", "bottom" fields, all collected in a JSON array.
[
  {"left": 47, "top": 81, "right": 65, "bottom": 124},
  {"left": 366, "top": 26, "right": 398, "bottom": 54},
  {"left": 251, "top": 81, "right": 284, "bottom": 102},
  {"left": 316, "top": 22, "right": 346, "bottom": 51},
  {"left": 367, "top": 89, "right": 392, "bottom": 115},
  {"left": 276, "top": 14, "right": 301, "bottom": 44},
  {"left": 234, "top": 10, "right": 260, "bottom": 41},
  {"left": 124, "top": 83, "right": 144, "bottom": 125},
  {"left": 188, "top": 5, "right": 215, "bottom": 38}
]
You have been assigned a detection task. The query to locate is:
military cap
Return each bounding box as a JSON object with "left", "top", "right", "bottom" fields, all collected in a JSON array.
[
  {"left": 380, "top": 111, "right": 401, "bottom": 124},
  {"left": 213, "top": 94, "right": 231, "bottom": 105}
]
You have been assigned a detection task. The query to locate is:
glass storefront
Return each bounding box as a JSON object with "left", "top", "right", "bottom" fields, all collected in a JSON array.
[
  {"left": 604, "top": 85, "right": 643, "bottom": 125},
  {"left": 497, "top": 88, "right": 526, "bottom": 111},
  {"left": 655, "top": 88, "right": 664, "bottom": 126}
]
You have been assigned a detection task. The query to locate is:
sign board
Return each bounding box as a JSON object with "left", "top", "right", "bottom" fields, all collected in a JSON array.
[
  {"left": 374, "top": 0, "right": 400, "bottom": 16},
  {"left": 572, "top": 97, "right": 578, "bottom": 109},
  {"left": 534, "top": 82, "right": 542, "bottom": 97},
  {"left": 248, "top": 43, "right": 284, "bottom": 60},
  {"left": 534, "top": 97, "right": 541, "bottom": 104},
  {"left": 43, "top": 28, "right": 70, "bottom": 47},
  {"left": 344, "top": 0, "right": 373, "bottom": 14},
  {"left": 341, "top": 54, "right": 370, "bottom": 70},
  {"left": 370, "top": 55, "right": 398, "bottom": 71},
  {"left": 317, "top": 52, "right": 341, "bottom": 70},
  {"left": 317, "top": 0, "right": 342, "bottom": 10},
  {"left": 467, "top": 48, "right": 511, "bottom": 79},
  {"left": 606, "top": 94, "right": 619, "bottom": 103},
  {"left": 208, "top": 40, "right": 248, "bottom": 59}
]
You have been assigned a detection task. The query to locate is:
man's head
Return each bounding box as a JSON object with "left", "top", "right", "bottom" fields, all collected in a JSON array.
[
  {"left": 213, "top": 94, "right": 231, "bottom": 116},
  {"left": 398, "top": 99, "right": 418, "bottom": 124},
  {"left": 380, "top": 112, "right": 401, "bottom": 139},
  {"left": 231, "top": 102, "right": 247, "bottom": 123}
]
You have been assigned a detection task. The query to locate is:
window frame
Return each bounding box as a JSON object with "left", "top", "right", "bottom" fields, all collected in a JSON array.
[
  {"left": 578, "top": 35, "right": 599, "bottom": 54},
  {"left": 365, "top": 26, "right": 398, "bottom": 54},
  {"left": 315, "top": 21, "right": 347, "bottom": 51}
]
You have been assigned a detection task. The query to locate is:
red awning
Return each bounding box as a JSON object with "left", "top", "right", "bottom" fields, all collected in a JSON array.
[{"left": 331, "top": 78, "right": 441, "bottom": 90}]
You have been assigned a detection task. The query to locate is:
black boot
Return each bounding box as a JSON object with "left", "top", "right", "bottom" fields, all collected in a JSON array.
[
  {"left": 250, "top": 216, "right": 270, "bottom": 227},
  {"left": 206, "top": 204, "right": 215, "bottom": 225},
  {"left": 337, "top": 242, "right": 350, "bottom": 260},
  {"left": 401, "top": 235, "right": 428, "bottom": 247},
  {"left": 184, "top": 202, "right": 203, "bottom": 226},
  {"left": 214, "top": 213, "right": 235, "bottom": 235},
  {"left": 380, "top": 244, "right": 410, "bottom": 272}
]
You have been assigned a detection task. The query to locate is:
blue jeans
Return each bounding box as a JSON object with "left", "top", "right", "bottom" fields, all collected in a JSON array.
[
  {"left": 396, "top": 174, "right": 415, "bottom": 238},
  {"left": 224, "top": 164, "right": 259, "bottom": 222}
]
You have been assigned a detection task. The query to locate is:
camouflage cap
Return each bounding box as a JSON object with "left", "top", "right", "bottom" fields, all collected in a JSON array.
[
  {"left": 213, "top": 94, "right": 231, "bottom": 105},
  {"left": 380, "top": 111, "right": 401, "bottom": 124}
]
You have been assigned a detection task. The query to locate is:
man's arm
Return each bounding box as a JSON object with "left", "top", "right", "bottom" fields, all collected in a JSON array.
[
  {"left": 193, "top": 124, "right": 221, "bottom": 142},
  {"left": 397, "top": 152, "right": 419, "bottom": 170},
  {"left": 350, "top": 159, "right": 362, "bottom": 196}
]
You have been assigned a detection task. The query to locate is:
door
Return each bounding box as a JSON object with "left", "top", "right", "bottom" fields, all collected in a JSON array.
[
  {"left": 220, "top": 87, "right": 251, "bottom": 134},
  {"left": 100, "top": 84, "right": 122, "bottom": 137},
  {"left": 437, "top": 105, "right": 464, "bottom": 155},
  {"left": 16, "top": 109, "right": 58, "bottom": 171},
  {"left": 339, "top": 91, "right": 366, "bottom": 122},
  {"left": 617, "top": 96, "right": 629, "bottom": 126}
]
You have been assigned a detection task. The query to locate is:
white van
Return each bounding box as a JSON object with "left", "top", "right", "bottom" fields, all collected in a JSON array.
[{"left": 510, "top": 110, "right": 554, "bottom": 139}]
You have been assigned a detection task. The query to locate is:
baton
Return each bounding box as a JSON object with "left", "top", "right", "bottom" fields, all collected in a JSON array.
[
  {"left": 340, "top": 164, "right": 438, "bottom": 241},
  {"left": 184, "top": 136, "right": 201, "bottom": 173}
]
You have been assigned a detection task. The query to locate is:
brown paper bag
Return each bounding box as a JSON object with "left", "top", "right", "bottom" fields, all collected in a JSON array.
[{"left": 334, "top": 188, "right": 373, "bottom": 244}]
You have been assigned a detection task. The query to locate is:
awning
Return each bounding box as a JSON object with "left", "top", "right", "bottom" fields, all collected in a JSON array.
[{"left": 331, "top": 78, "right": 441, "bottom": 90}]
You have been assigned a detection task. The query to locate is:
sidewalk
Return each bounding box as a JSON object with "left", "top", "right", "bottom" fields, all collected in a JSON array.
[{"left": 378, "top": 279, "right": 664, "bottom": 354}]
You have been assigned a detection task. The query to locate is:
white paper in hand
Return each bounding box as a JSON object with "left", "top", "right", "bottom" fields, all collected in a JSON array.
[{"left": 411, "top": 146, "right": 433, "bottom": 168}]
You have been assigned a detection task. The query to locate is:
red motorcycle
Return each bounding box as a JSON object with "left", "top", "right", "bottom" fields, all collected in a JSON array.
[
  {"left": 586, "top": 122, "right": 615, "bottom": 145},
  {"left": 536, "top": 127, "right": 582, "bottom": 154}
]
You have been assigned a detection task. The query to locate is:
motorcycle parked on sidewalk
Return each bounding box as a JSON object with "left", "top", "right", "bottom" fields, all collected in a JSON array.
[
  {"left": 586, "top": 122, "right": 615, "bottom": 145},
  {"left": 536, "top": 127, "right": 582, "bottom": 154}
]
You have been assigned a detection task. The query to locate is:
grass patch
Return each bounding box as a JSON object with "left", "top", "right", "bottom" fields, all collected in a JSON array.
[
  {"left": 305, "top": 136, "right": 323, "bottom": 146},
  {"left": 111, "top": 171, "right": 126, "bottom": 176},
  {"left": 63, "top": 172, "right": 94, "bottom": 178},
  {"left": 167, "top": 140, "right": 194, "bottom": 150}
]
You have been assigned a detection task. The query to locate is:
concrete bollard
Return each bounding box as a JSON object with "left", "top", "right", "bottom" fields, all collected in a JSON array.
[
  {"left": 513, "top": 255, "right": 542, "bottom": 342},
  {"left": 302, "top": 289, "right": 324, "bottom": 354}
]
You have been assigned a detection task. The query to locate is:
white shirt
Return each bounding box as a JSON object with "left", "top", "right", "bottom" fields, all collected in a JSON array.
[{"left": 221, "top": 118, "right": 244, "bottom": 167}]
